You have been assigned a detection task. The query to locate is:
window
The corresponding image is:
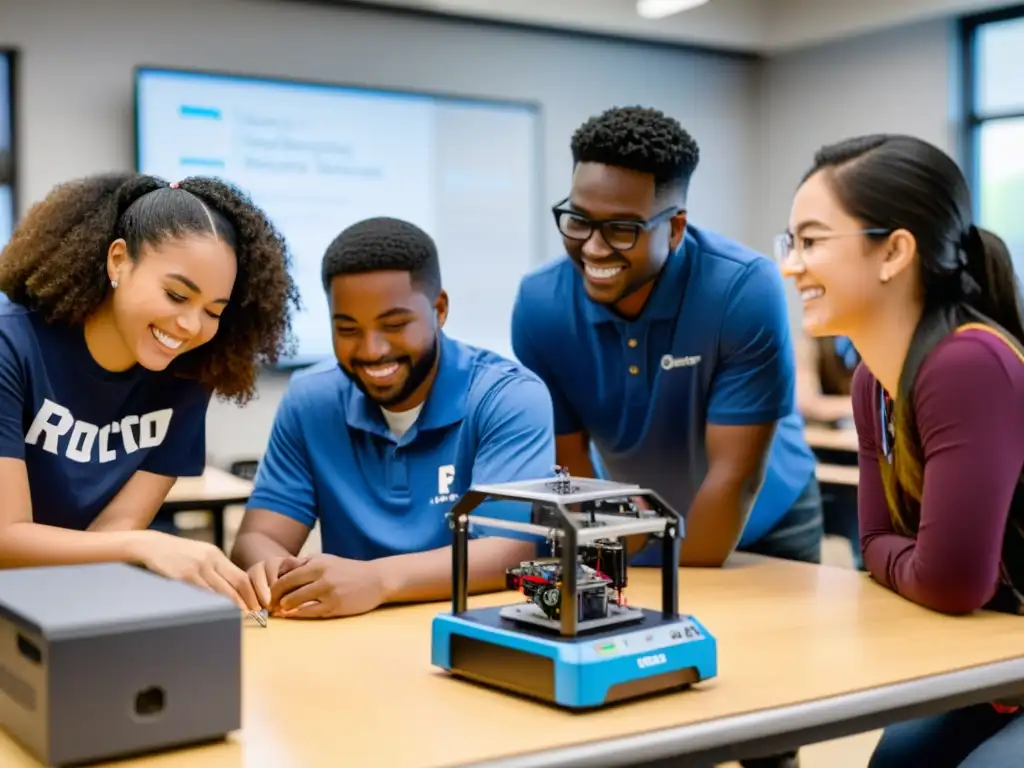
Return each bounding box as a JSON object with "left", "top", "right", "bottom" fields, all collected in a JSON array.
[
  {"left": 0, "top": 50, "right": 14, "bottom": 249},
  {"left": 964, "top": 8, "right": 1024, "bottom": 275}
]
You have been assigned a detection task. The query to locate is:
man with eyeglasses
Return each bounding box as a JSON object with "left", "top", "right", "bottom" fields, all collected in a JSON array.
[
  {"left": 512, "top": 113, "right": 823, "bottom": 580},
  {"left": 511, "top": 107, "right": 819, "bottom": 766}
]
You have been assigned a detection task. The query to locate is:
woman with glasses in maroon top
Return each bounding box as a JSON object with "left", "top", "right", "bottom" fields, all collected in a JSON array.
[{"left": 777, "top": 133, "right": 1024, "bottom": 767}]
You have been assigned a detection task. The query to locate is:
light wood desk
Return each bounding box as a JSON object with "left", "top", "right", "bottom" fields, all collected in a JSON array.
[
  {"left": 162, "top": 468, "right": 254, "bottom": 550},
  {"left": 4, "top": 556, "right": 1022, "bottom": 768},
  {"left": 816, "top": 463, "right": 859, "bottom": 487},
  {"left": 805, "top": 426, "right": 858, "bottom": 454}
]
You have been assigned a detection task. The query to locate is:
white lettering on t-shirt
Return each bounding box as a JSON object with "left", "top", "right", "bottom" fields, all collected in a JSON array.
[{"left": 24, "top": 398, "right": 174, "bottom": 464}]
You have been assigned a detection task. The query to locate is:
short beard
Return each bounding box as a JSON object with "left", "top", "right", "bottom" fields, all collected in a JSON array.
[{"left": 339, "top": 336, "right": 439, "bottom": 409}]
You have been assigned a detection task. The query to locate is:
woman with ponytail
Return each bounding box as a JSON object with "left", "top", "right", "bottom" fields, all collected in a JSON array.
[
  {"left": 777, "top": 134, "right": 1024, "bottom": 766},
  {"left": 0, "top": 173, "right": 299, "bottom": 611}
]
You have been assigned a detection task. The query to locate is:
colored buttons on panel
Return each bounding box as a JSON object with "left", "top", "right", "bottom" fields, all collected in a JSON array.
[{"left": 593, "top": 639, "right": 624, "bottom": 656}]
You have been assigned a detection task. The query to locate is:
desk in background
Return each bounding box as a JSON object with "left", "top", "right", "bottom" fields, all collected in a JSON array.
[
  {"left": 806, "top": 425, "right": 859, "bottom": 488},
  {"left": 162, "top": 467, "right": 254, "bottom": 550},
  {"left": 805, "top": 426, "right": 858, "bottom": 454},
  {"left": 816, "top": 463, "right": 859, "bottom": 487},
  {"left": 3, "top": 555, "right": 1020, "bottom": 767}
]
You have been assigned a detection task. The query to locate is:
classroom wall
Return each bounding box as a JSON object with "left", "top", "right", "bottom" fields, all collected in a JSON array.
[
  {"left": 1, "top": 0, "right": 762, "bottom": 465},
  {"left": 755, "top": 18, "right": 961, "bottom": 327},
  {"left": 1, "top": 0, "right": 963, "bottom": 467}
]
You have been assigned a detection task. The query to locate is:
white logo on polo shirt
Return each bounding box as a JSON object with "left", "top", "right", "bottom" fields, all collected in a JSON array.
[
  {"left": 431, "top": 464, "right": 458, "bottom": 505},
  {"left": 437, "top": 464, "right": 455, "bottom": 494},
  {"left": 661, "top": 354, "right": 702, "bottom": 371}
]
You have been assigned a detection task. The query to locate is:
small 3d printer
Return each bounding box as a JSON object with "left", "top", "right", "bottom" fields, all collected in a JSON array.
[{"left": 431, "top": 469, "right": 718, "bottom": 710}]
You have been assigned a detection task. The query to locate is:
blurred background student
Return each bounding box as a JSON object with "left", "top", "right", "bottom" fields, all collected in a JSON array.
[{"left": 795, "top": 332, "right": 862, "bottom": 568}]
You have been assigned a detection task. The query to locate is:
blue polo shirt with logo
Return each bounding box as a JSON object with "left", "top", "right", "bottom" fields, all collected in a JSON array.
[
  {"left": 511, "top": 225, "right": 816, "bottom": 555},
  {"left": 246, "top": 333, "right": 556, "bottom": 560}
]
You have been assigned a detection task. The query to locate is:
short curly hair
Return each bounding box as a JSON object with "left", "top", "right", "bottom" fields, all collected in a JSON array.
[
  {"left": 570, "top": 106, "right": 700, "bottom": 201},
  {"left": 321, "top": 216, "right": 442, "bottom": 298},
  {"left": 0, "top": 172, "right": 300, "bottom": 404}
]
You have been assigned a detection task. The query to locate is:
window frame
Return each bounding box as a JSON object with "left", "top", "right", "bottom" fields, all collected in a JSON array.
[
  {"left": 0, "top": 48, "right": 18, "bottom": 244},
  {"left": 961, "top": 5, "right": 1024, "bottom": 218}
]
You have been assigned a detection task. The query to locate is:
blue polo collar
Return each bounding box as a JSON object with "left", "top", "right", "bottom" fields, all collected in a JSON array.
[
  {"left": 580, "top": 230, "right": 694, "bottom": 325},
  {"left": 343, "top": 332, "right": 471, "bottom": 443}
]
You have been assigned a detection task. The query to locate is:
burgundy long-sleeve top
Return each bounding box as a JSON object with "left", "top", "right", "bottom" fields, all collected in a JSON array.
[{"left": 852, "top": 327, "right": 1024, "bottom": 615}]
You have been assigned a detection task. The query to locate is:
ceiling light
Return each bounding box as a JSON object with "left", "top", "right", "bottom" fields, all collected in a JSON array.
[{"left": 636, "top": 0, "right": 710, "bottom": 19}]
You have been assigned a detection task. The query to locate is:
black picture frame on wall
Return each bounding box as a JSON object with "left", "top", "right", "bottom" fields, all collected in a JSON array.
[{"left": 0, "top": 47, "right": 19, "bottom": 247}]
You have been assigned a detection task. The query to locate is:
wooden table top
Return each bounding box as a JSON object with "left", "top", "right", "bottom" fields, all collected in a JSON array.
[
  {"left": 3, "top": 555, "right": 1022, "bottom": 768},
  {"left": 165, "top": 467, "right": 254, "bottom": 505},
  {"left": 804, "top": 425, "right": 858, "bottom": 453},
  {"left": 816, "top": 463, "right": 860, "bottom": 486}
]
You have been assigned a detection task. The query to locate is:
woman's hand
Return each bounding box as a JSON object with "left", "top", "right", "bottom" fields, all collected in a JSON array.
[
  {"left": 130, "top": 531, "right": 261, "bottom": 611},
  {"left": 247, "top": 555, "right": 309, "bottom": 609}
]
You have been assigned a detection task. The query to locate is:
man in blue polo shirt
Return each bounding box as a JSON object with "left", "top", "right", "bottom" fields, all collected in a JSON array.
[
  {"left": 231, "top": 217, "right": 555, "bottom": 619},
  {"left": 513, "top": 108, "right": 818, "bottom": 768},
  {"left": 512, "top": 105, "right": 821, "bottom": 570}
]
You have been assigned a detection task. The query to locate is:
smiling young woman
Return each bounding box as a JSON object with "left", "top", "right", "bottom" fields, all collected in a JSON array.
[
  {"left": 0, "top": 172, "right": 299, "bottom": 611},
  {"left": 778, "top": 134, "right": 1024, "bottom": 767}
]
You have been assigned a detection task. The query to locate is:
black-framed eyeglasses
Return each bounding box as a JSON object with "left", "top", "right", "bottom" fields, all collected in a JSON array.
[
  {"left": 552, "top": 197, "right": 681, "bottom": 251},
  {"left": 772, "top": 228, "right": 892, "bottom": 265}
]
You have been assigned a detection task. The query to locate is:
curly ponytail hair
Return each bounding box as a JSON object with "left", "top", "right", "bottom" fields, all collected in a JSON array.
[{"left": 0, "top": 172, "right": 300, "bottom": 403}]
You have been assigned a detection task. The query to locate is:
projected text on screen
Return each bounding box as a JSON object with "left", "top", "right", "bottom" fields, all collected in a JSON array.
[{"left": 136, "top": 69, "right": 540, "bottom": 365}]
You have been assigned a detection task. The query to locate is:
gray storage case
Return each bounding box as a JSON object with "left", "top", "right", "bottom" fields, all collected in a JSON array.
[{"left": 0, "top": 562, "right": 241, "bottom": 766}]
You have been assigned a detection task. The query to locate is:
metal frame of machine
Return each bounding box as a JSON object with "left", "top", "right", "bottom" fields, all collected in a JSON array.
[{"left": 432, "top": 469, "right": 718, "bottom": 709}]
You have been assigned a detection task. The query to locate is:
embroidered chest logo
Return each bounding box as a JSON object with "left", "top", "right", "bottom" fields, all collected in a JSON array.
[
  {"left": 431, "top": 464, "right": 458, "bottom": 505},
  {"left": 25, "top": 398, "right": 174, "bottom": 464},
  {"left": 661, "top": 354, "right": 702, "bottom": 371}
]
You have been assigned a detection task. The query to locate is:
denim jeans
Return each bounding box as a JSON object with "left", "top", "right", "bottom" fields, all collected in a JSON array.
[
  {"left": 812, "top": 446, "right": 863, "bottom": 569},
  {"left": 822, "top": 483, "right": 863, "bottom": 569},
  {"left": 738, "top": 475, "right": 825, "bottom": 565},
  {"left": 868, "top": 705, "right": 1024, "bottom": 767}
]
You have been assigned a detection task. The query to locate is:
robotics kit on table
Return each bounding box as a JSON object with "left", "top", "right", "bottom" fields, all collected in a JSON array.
[{"left": 431, "top": 468, "right": 718, "bottom": 710}]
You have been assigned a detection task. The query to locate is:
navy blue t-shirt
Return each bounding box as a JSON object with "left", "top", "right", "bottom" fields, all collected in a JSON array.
[{"left": 0, "top": 298, "right": 210, "bottom": 530}]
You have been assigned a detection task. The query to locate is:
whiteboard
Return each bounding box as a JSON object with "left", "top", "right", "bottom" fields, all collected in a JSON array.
[{"left": 135, "top": 67, "right": 541, "bottom": 365}]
